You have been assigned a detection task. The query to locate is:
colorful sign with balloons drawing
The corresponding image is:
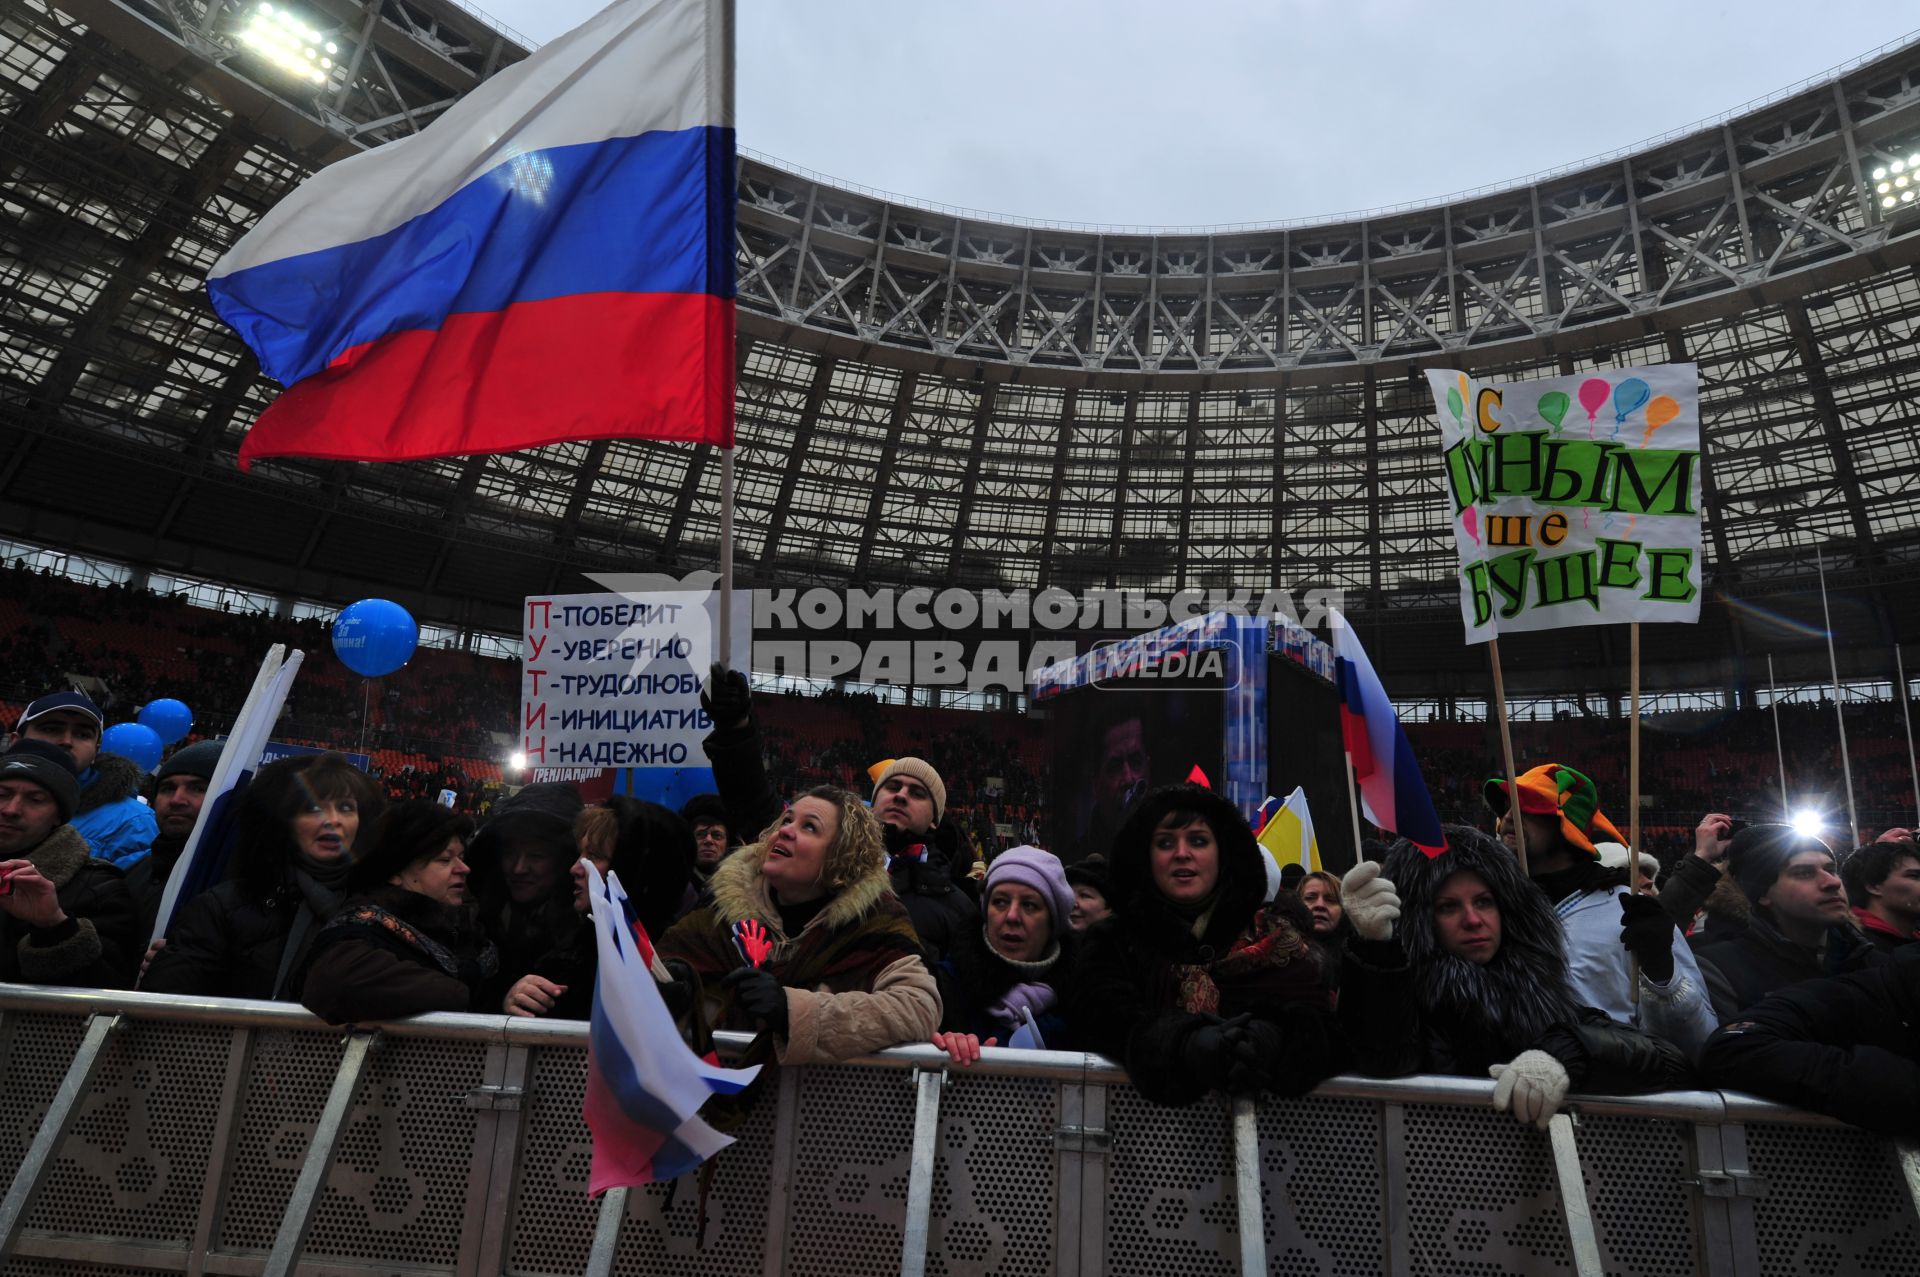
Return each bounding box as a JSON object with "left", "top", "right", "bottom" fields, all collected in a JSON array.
[{"left": 1425, "top": 363, "right": 1702, "bottom": 644}]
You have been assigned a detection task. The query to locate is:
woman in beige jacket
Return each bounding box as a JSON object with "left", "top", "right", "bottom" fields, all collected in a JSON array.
[{"left": 659, "top": 785, "right": 941, "bottom": 1064}]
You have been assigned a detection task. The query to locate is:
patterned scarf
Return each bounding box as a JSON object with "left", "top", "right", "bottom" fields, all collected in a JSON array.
[{"left": 1168, "top": 907, "right": 1327, "bottom": 1017}]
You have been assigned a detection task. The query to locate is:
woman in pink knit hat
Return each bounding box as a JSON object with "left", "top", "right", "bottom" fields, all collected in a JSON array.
[{"left": 930, "top": 844, "right": 1077, "bottom": 1064}]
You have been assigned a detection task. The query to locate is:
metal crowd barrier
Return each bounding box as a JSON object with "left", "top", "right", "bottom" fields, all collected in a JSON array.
[{"left": 0, "top": 985, "right": 1913, "bottom": 1276}]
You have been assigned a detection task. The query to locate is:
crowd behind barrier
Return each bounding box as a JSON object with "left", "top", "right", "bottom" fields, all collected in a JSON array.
[
  {"left": 0, "top": 985, "right": 1913, "bottom": 1277},
  {"left": 4, "top": 561, "right": 1917, "bottom": 843},
  {"left": 4, "top": 560, "right": 1920, "bottom": 1274}
]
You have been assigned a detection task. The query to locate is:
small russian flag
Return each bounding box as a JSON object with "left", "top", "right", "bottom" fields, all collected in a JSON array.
[{"left": 582, "top": 862, "right": 758, "bottom": 1194}]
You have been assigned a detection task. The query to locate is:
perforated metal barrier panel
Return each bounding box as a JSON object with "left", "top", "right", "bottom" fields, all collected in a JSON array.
[{"left": 0, "top": 988, "right": 1912, "bottom": 1277}]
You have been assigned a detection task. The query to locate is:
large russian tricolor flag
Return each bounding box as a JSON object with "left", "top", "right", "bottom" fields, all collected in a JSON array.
[
  {"left": 1330, "top": 610, "right": 1447, "bottom": 857},
  {"left": 582, "top": 862, "right": 758, "bottom": 1194},
  {"left": 209, "top": 0, "right": 734, "bottom": 468}
]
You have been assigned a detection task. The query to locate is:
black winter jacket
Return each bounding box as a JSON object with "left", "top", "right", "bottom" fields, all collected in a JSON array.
[
  {"left": 701, "top": 716, "right": 780, "bottom": 843},
  {"left": 884, "top": 822, "right": 978, "bottom": 964},
  {"left": 0, "top": 825, "right": 139, "bottom": 988},
  {"left": 141, "top": 876, "right": 336, "bottom": 1000},
  {"left": 1340, "top": 935, "right": 1692, "bottom": 1092},
  {"left": 1069, "top": 785, "right": 1343, "bottom": 1106},
  {"left": 295, "top": 884, "right": 498, "bottom": 1023},
  {"left": 1695, "top": 915, "right": 1884, "bottom": 1020},
  {"left": 1702, "top": 945, "right": 1920, "bottom": 1135}
]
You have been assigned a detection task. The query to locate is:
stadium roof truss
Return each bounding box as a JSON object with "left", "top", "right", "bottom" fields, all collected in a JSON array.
[{"left": 2, "top": 0, "right": 1920, "bottom": 680}]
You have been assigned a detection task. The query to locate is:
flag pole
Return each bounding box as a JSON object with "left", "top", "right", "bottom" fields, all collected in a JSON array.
[
  {"left": 1627, "top": 622, "right": 1643, "bottom": 1006},
  {"left": 1815, "top": 546, "right": 1859, "bottom": 846},
  {"left": 1767, "top": 653, "right": 1788, "bottom": 819},
  {"left": 1344, "top": 753, "right": 1366, "bottom": 863},
  {"left": 713, "top": 0, "right": 737, "bottom": 677},
  {"left": 1628, "top": 623, "right": 1642, "bottom": 893},
  {"left": 1487, "top": 637, "right": 1528, "bottom": 875},
  {"left": 1898, "top": 642, "right": 1920, "bottom": 832}
]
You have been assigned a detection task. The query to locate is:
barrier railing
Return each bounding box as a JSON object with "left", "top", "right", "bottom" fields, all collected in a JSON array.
[{"left": 0, "top": 985, "right": 1913, "bottom": 1276}]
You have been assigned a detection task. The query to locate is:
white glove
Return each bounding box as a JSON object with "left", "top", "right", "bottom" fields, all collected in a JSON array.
[
  {"left": 1340, "top": 862, "right": 1401, "bottom": 942},
  {"left": 1489, "top": 1049, "right": 1570, "bottom": 1130}
]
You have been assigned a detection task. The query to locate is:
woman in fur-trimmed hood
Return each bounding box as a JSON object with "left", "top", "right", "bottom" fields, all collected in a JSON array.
[
  {"left": 658, "top": 785, "right": 941, "bottom": 1066},
  {"left": 1340, "top": 826, "right": 1691, "bottom": 1128},
  {"left": 1068, "top": 783, "right": 1343, "bottom": 1106}
]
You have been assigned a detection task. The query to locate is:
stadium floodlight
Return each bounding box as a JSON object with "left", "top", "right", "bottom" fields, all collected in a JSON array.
[
  {"left": 1790, "top": 808, "right": 1824, "bottom": 838},
  {"left": 239, "top": 3, "right": 338, "bottom": 86},
  {"left": 1874, "top": 166, "right": 1889, "bottom": 180}
]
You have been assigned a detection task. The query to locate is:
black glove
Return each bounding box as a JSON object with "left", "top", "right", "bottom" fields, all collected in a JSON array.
[
  {"left": 660, "top": 958, "right": 696, "bottom": 1018},
  {"left": 701, "top": 663, "right": 752, "bottom": 732},
  {"left": 722, "top": 967, "right": 788, "bottom": 1037},
  {"left": 1221, "top": 1019, "right": 1286, "bottom": 1097},
  {"left": 1619, "top": 893, "right": 1676, "bottom": 984},
  {"left": 1180, "top": 1013, "right": 1250, "bottom": 1090}
]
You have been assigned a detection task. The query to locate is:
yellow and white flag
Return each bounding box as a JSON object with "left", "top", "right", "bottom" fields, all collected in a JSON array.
[{"left": 1257, "top": 786, "right": 1321, "bottom": 892}]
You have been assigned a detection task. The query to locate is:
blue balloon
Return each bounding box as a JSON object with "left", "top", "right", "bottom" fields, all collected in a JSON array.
[
  {"left": 137, "top": 698, "right": 193, "bottom": 745},
  {"left": 332, "top": 598, "right": 420, "bottom": 678},
  {"left": 101, "top": 722, "right": 164, "bottom": 772},
  {"left": 1612, "top": 377, "right": 1652, "bottom": 424}
]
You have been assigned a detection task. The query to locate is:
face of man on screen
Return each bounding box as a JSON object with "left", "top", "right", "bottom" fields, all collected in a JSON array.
[{"left": 1097, "top": 718, "right": 1149, "bottom": 815}]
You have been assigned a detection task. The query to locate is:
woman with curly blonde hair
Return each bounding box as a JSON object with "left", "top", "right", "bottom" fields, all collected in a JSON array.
[{"left": 658, "top": 785, "right": 941, "bottom": 1064}]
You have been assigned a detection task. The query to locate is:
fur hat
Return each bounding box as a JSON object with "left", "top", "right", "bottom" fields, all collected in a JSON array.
[
  {"left": 0, "top": 739, "right": 80, "bottom": 822},
  {"left": 155, "top": 739, "right": 223, "bottom": 784},
  {"left": 348, "top": 800, "right": 475, "bottom": 892},
  {"left": 1065, "top": 853, "right": 1110, "bottom": 898},
  {"left": 1727, "top": 823, "right": 1832, "bottom": 905},
  {"left": 1382, "top": 825, "right": 1582, "bottom": 1062},
  {"left": 679, "top": 792, "right": 729, "bottom": 832},
  {"left": 873, "top": 757, "right": 946, "bottom": 824},
  {"left": 986, "top": 845, "right": 1073, "bottom": 934},
  {"left": 1483, "top": 763, "right": 1624, "bottom": 857}
]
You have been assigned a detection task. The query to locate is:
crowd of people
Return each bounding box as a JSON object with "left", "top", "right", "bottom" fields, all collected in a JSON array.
[{"left": 1, "top": 660, "right": 1916, "bottom": 1146}]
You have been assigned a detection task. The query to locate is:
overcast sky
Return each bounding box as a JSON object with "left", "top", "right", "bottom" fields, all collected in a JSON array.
[{"left": 484, "top": 0, "right": 1918, "bottom": 228}]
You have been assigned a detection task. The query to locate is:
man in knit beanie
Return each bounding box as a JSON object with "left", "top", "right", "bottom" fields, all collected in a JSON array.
[
  {"left": 0, "top": 739, "right": 139, "bottom": 987},
  {"left": 1695, "top": 823, "right": 1883, "bottom": 1020},
  {"left": 870, "top": 757, "right": 976, "bottom": 962},
  {"left": 128, "top": 740, "right": 224, "bottom": 934}
]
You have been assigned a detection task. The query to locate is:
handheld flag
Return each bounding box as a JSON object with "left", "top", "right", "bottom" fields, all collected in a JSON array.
[
  {"left": 151, "top": 646, "right": 304, "bottom": 946},
  {"left": 1257, "top": 787, "right": 1322, "bottom": 882},
  {"left": 1008, "top": 1006, "right": 1048, "bottom": 1051},
  {"left": 1330, "top": 611, "right": 1446, "bottom": 856},
  {"left": 583, "top": 863, "right": 759, "bottom": 1194},
  {"left": 210, "top": 0, "right": 735, "bottom": 469}
]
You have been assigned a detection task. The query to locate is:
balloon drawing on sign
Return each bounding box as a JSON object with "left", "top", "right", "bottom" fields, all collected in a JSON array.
[
  {"left": 1612, "top": 377, "right": 1651, "bottom": 425},
  {"left": 137, "top": 698, "right": 193, "bottom": 745},
  {"left": 101, "top": 722, "right": 164, "bottom": 772},
  {"left": 1460, "top": 506, "right": 1481, "bottom": 545},
  {"left": 1641, "top": 394, "right": 1680, "bottom": 446},
  {"left": 1446, "top": 385, "right": 1464, "bottom": 423},
  {"left": 1578, "top": 378, "right": 1611, "bottom": 431},
  {"left": 1537, "top": 391, "right": 1571, "bottom": 433},
  {"left": 332, "top": 598, "right": 419, "bottom": 677}
]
